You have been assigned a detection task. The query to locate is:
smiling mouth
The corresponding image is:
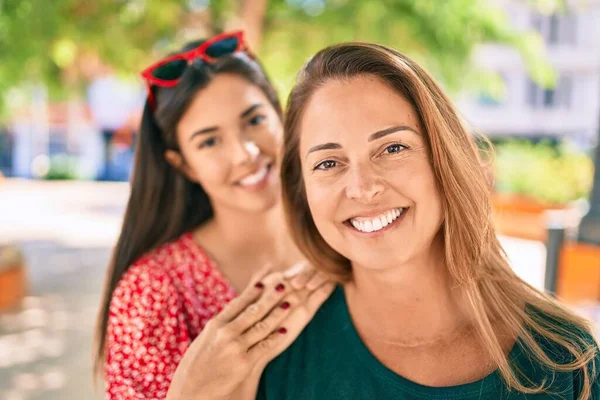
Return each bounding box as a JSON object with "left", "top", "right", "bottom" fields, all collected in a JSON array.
[
  {"left": 236, "top": 163, "right": 272, "bottom": 188},
  {"left": 345, "top": 207, "right": 408, "bottom": 234}
]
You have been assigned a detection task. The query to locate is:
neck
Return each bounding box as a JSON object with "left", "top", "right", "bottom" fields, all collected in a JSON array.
[
  {"left": 194, "top": 202, "right": 292, "bottom": 266},
  {"left": 345, "top": 236, "right": 469, "bottom": 345}
]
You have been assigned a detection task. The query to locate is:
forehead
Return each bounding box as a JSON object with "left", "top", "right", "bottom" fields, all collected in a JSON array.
[
  {"left": 178, "top": 73, "right": 270, "bottom": 130},
  {"left": 299, "top": 75, "right": 419, "bottom": 148}
]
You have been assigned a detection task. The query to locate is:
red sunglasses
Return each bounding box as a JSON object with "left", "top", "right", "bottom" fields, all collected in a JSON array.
[{"left": 140, "top": 31, "right": 252, "bottom": 109}]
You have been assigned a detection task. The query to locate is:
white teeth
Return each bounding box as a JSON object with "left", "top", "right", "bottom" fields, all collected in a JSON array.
[
  {"left": 238, "top": 166, "right": 268, "bottom": 186},
  {"left": 350, "top": 208, "right": 405, "bottom": 233},
  {"left": 372, "top": 219, "right": 383, "bottom": 231}
]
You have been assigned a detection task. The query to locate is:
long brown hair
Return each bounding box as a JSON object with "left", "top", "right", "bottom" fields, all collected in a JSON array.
[
  {"left": 93, "top": 39, "right": 282, "bottom": 379},
  {"left": 281, "top": 43, "right": 597, "bottom": 398}
]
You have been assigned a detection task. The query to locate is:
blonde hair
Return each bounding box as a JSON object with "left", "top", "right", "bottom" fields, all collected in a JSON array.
[{"left": 281, "top": 42, "right": 598, "bottom": 398}]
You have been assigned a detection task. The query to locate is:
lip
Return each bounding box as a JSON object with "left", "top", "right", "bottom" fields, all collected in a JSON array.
[
  {"left": 234, "top": 162, "right": 273, "bottom": 191},
  {"left": 233, "top": 158, "right": 272, "bottom": 182},
  {"left": 344, "top": 207, "right": 407, "bottom": 221},
  {"left": 344, "top": 207, "right": 409, "bottom": 237}
]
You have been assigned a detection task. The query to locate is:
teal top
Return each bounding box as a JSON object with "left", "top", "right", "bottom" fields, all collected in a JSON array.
[{"left": 257, "top": 286, "right": 600, "bottom": 399}]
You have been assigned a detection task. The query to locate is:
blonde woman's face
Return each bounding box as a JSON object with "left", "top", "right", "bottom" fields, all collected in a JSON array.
[{"left": 299, "top": 75, "right": 444, "bottom": 271}]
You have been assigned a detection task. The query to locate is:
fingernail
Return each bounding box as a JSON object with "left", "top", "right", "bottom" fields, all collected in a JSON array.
[
  {"left": 275, "top": 283, "right": 285, "bottom": 292},
  {"left": 280, "top": 302, "right": 290, "bottom": 310},
  {"left": 278, "top": 327, "right": 287, "bottom": 334},
  {"left": 254, "top": 282, "right": 264, "bottom": 289}
]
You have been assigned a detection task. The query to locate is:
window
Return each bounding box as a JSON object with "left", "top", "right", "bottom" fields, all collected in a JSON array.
[
  {"left": 530, "top": 11, "right": 577, "bottom": 46},
  {"left": 543, "top": 87, "right": 556, "bottom": 107},
  {"left": 559, "top": 76, "right": 572, "bottom": 108},
  {"left": 526, "top": 75, "right": 572, "bottom": 109}
]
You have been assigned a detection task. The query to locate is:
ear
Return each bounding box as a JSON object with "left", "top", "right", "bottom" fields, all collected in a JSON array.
[{"left": 164, "top": 150, "right": 198, "bottom": 182}]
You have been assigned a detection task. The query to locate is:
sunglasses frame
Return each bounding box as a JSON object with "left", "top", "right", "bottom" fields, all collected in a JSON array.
[{"left": 140, "top": 31, "right": 251, "bottom": 109}]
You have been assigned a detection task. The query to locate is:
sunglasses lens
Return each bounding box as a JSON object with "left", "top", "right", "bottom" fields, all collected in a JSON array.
[
  {"left": 151, "top": 59, "right": 188, "bottom": 81},
  {"left": 205, "top": 37, "right": 239, "bottom": 58}
]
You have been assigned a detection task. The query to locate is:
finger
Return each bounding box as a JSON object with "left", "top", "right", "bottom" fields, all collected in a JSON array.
[
  {"left": 282, "top": 261, "right": 308, "bottom": 279},
  {"left": 249, "top": 262, "right": 275, "bottom": 285},
  {"left": 227, "top": 274, "right": 292, "bottom": 335},
  {"left": 213, "top": 264, "right": 273, "bottom": 323},
  {"left": 305, "top": 271, "right": 330, "bottom": 291},
  {"left": 304, "top": 281, "right": 335, "bottom": 316},
  {"left": 239, "top": 291, "right": 301, "bottom": 348},
  {"left": 288, "top": 262, "right": 318, "bottom": 290},
  {"left": 247, "top": 282, "right": 335, "bottom": 362}
]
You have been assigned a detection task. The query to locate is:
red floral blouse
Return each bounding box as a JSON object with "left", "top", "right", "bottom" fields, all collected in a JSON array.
[{"left": 104, "top": 232, "right": 237, "bottom": 399}]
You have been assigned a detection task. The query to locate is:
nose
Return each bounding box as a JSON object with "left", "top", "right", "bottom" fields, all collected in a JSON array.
[
  {"left": 231, "top": 138, "right": 260, "bottom": 164},
  {"left": 345, "top": 164, "right": 384, "bottom": 204}
]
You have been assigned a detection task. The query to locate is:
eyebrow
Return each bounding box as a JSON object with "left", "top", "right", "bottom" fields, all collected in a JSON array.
[
  {"left": 368, "top": 125, "right": 418, "bottom": 142},
  {"left": 306, "top": 125, "right": 418, "bottom": 156},
  {"left": 307, "top": 142, "right": 342, "bottom": 155},
  {"left": 240, "top": 103, "right": 263, "bottom": 119},
  {"left": 189, "top": 103, "right": 264, "bottom": 142}
]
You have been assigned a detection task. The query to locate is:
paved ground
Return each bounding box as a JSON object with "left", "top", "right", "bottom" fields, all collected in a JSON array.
[
  {"left": 0, "top": 180, "right": 126, "bottom": 400},
  {"left": 0, "top": 179, "right": 596, "bottom": 400}
]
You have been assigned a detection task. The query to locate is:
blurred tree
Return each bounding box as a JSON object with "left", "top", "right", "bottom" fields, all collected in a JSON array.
[
  {"left": 0, "top": 0, "right": 555, "bottom": 117},
  {"left": 258, "top": 0, "right": 555, "bottom": 97}
]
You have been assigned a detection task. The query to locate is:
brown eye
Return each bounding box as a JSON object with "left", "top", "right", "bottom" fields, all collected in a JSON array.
[
  {"left": 315, "top": 160, "right": 337, "bottom": 170},
  {"left": 199, "top": 137, "right": 218, "bottom": 149},
  {"left": 248, "top": 115, "right": 266, "bottom": 126},
  {"left": 383, "top": 144, "right": 406, "bottom": 154}
]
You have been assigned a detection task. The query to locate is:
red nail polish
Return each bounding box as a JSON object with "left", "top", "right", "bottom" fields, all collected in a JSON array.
[
  {"left": 254, "top": 282, "right": 264, "bottom": 289},
  {"left": 280, "top": 302, "right": 290, "bottom": 310},
  {"left": 275, "top": 283, "right": 285, "bottom": 292},
  {"left": 278, "top": 327, "right": 287, "bottom": 334}
]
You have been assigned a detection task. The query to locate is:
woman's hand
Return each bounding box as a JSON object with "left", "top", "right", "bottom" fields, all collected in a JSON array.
[{"left": 166, "top": 263, "right": 334, "bottom": 400}]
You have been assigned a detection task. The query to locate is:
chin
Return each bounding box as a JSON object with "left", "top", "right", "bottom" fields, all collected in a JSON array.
[
  {"left": 243, "top": 194, "right": 280, "bottom": 213},
  {"left": 339, "top": 246, "right": 416, "bottom": 272},
  {"left": 351, "top": 255, "right": 409, "bottom": 272}
]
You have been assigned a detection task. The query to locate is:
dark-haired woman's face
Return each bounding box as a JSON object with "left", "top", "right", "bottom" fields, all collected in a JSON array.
[{"left": 174, "top": 73, "right": 282, "bottom": 214}]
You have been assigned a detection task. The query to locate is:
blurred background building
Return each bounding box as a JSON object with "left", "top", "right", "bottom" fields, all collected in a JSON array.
[{"left": 459, "top": 0, "right": 600, "bottom": 147}]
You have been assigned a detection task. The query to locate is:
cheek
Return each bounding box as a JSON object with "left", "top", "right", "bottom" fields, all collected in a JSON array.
[
  {"left": 186, "top": 152, "right": 231, "bottom": 187},
  {"left": 305, "top": 183, "right": 327, "bottom": 217},
  {"left": 269, "top": 116, "right": 283, "bottom": 140},
  {"left": 256, "top": 133, "right": 280, "bottom": 158},
  {"left": 304, "top": 178, "right": 337, "bottom": 221},
  {"left": 404, "top": 161, "right": 443, "bottom": 223},
  {"left": 258, "top": 121, "right": 283, "bottom": 157},
  {"left": 387, "top": 154, "right": 435, "bottom": 194}
]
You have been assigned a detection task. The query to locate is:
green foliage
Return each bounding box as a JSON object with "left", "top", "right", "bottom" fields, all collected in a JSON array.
[
  {"left": 0, "top": 0, "right": 554, "bottom": 115},
  {"left": 493, "top": 140, "right": 594, "bottom": 205},
  {"left": 0, "top": 0, "right": 187, "bottom": 114},
  {"left": 260, "top": 0, "right": 553, "bottom": 98},
  {"left": 44, "top": 154, "right": 79, "bottom": 180}
]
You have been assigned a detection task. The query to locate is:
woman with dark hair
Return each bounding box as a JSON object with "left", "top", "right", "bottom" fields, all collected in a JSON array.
[
  {"left": 257, "top": 42, "right": 600, "bottom": 399},
  {"left": 94, "top": 31, "right": 333, "bottom": 400}
]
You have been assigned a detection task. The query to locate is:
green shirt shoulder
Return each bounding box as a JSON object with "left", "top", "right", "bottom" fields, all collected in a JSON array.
[{"left": 258, "top": 286, "right": 600, "bottom": 400}]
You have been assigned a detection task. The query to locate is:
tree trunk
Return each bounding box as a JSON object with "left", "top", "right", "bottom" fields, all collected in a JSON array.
[{"left": 232, "top": 0, "right": 268, "bottom": 50}]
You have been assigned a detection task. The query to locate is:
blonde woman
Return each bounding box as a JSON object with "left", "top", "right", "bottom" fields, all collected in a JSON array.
[{"left": 257, "top": 43, "right": 600, "bottom": 399}]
